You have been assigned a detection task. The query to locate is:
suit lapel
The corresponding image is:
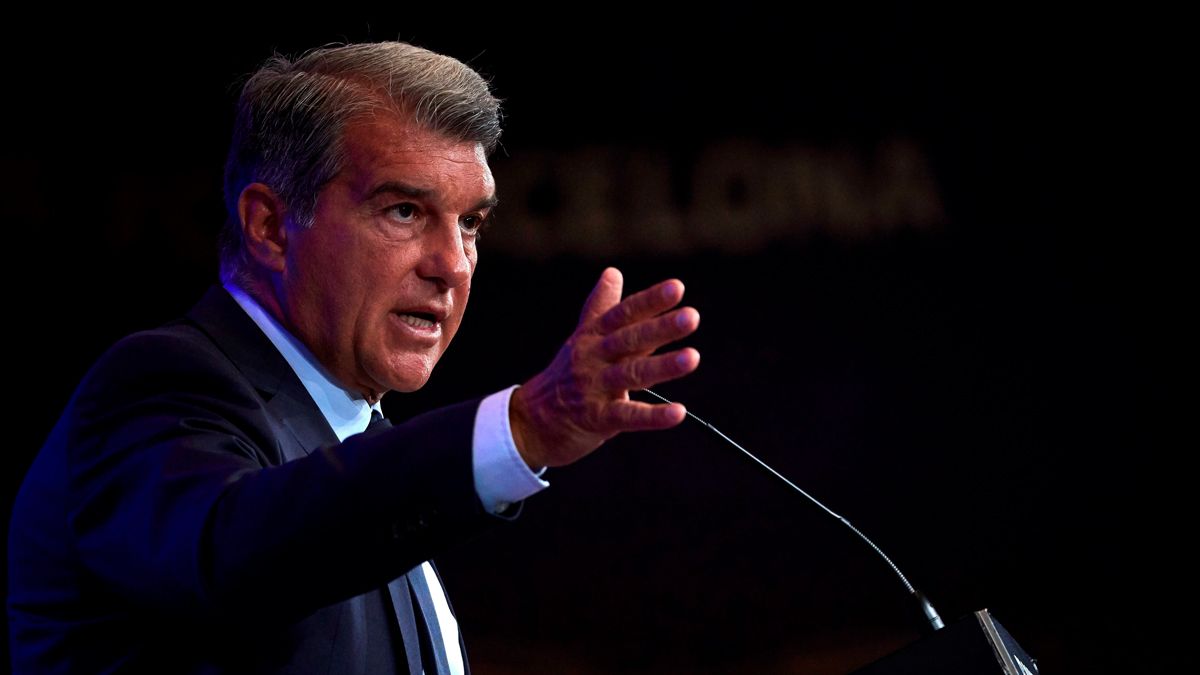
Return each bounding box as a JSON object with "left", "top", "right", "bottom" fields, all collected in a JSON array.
[
  {"left": 183, "top": 285, "right": 449, "bottom": 675},
  {"left": 387, "top": 578, "right": 425, "bottom": 675},
  {"left": 427, "top": 562, "right": 471, "bottom": 675},
  {"left": 182, "top": 285, "right": 339, "bottom": 461}
]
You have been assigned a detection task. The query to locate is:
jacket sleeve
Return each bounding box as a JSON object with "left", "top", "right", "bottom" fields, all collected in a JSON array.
[{"left": 61, "top": 326, "right": 505, "bottom": 627}]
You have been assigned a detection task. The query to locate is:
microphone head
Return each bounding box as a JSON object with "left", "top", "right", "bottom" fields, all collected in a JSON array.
[{"left": 913, "top": 590, "right": 946, "bottom": 633}]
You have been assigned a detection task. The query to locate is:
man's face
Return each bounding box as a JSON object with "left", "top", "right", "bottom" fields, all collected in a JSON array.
[{"left": 278, "top": 111, "right": 496, "bottom": 399}]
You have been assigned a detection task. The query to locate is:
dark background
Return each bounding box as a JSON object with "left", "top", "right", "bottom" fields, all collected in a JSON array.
[{"left": 2, "top": 9, "right": 1170, "bottom": 674}]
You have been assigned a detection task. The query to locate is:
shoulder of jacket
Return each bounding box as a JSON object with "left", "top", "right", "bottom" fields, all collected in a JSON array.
[{"left": 74, "top": 321, "right": 254, "bottom": 403}]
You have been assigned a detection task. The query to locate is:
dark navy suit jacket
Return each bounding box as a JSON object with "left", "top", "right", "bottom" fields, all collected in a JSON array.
[{"left": 8, "top": 286, "right": 506, "bottom": 673}]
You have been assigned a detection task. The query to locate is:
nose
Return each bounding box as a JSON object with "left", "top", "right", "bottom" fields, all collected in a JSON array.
[{"left": 416, "top": 217, "right": 473, "bottom": 290}]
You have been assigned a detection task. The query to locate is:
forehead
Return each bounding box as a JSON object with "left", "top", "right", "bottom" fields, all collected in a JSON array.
[{"left": 334, "top": 112, "right": 494, "bottom": 199}]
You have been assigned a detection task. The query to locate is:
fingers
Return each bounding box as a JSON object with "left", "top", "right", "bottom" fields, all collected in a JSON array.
[
  {"left": 512, "top": 271, "right": 701, "bottom": 468},
  {"left": 596, "top": 278, "right": 685, "bottom": 334},
  {"left": 578, "top": 267, "right": 624, "bottom": 325},
  {"left": 600, "top": 306, "right": 700, "bottom": 359},
  {"left": 602, "top": 400, "right": 688, "bottom": 430},
  {"left": 600, "top": 347, "right": 700, "bottom": 392}
]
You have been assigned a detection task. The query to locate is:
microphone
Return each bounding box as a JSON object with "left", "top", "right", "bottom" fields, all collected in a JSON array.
[{"left": 641, "top": 388, "right": 946, "bottom": 633}]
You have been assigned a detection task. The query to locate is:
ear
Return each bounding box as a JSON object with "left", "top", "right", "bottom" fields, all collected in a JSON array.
[{"left": 236, "top": 182, "right": 289, "bottom": 273}]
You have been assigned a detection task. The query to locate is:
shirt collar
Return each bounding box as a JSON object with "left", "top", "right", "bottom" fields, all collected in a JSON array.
[{"left": 223, "top": 282, "right": 380, "bottom": 443}]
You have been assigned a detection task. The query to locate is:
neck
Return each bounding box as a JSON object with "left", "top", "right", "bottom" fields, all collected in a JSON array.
[
  {"left": 232, "top": 275, "right": 289, "bottom": 331},
  {"left": 229, "top": 274, "right": 386, "bottom": 404}
]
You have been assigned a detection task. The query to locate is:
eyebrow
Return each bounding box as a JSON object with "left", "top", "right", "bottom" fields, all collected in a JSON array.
[{"left": 367, "top": 181, "right": 499, "bottom": 212}]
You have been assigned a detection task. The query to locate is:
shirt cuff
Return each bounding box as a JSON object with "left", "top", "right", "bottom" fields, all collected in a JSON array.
[{"left": 473, "top": 385, "right": 549, "bottom": 514}]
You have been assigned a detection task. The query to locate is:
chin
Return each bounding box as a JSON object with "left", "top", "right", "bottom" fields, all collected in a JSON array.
[
  {"left": 368, "top": 349, "right": 443, "bottom": 395},
  {"left": 379, "top": 364, "right": 436, "bottom": 394}
]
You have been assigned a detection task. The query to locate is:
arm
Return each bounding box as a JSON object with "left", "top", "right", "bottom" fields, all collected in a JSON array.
[
  {"left": 64, "top": 327, "right": 495, "bottom": 627},
  {"left": 62, "top": 267, "right": 699, "bottom": 628}
]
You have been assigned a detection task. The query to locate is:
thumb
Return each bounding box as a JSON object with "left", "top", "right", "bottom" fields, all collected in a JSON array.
[{"left": 578, "top": 267, "right": 624, "bottom": 326}]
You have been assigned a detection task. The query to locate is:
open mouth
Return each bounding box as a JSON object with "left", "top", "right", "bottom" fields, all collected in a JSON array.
[{"left": 396, "top": 312, "right": 438, "bottom": 329}]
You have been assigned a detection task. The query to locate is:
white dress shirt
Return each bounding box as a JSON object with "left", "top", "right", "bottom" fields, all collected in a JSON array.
[{"left": 224, "top": 283, "right": 548, "bottom": 674}]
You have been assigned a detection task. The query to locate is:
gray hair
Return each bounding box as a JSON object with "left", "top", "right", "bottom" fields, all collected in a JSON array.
[{"left": 219, "top": 41, "right": 502, "bottom": 285}]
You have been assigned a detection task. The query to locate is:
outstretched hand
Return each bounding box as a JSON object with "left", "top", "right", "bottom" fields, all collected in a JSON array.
[{"left": 509, "top": 267, "right": 701, "bottom": 469}]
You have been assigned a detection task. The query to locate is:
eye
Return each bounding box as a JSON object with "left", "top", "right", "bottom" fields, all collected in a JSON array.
[
  {"left": 460, "top": 213, "right": 489, "bottom": 237},
  {"left": 386, "top": 203, "right": 419, "bottom": 223}
]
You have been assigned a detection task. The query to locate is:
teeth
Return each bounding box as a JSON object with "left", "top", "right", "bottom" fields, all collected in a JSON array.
[{"left": 398, "top": 313, "right": 436, "bottom": 329}]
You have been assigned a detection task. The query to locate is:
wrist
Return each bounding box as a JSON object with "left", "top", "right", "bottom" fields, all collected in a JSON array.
[{"left": 509, "top": 385, "right": 548, "bottom": 470}]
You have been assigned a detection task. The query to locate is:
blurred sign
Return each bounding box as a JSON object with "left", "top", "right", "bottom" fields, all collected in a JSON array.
[{"left": 490, "top": 137, "right": 946, "bottom": 257}]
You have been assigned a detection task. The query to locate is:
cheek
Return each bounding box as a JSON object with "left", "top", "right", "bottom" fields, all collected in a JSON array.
[{"left": 445, "top": 287, "right": 472, "bottom": 338}]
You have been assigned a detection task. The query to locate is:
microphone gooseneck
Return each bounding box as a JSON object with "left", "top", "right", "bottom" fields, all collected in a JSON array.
[{"left": 642, "top": 387, "right": 946, "bottom": 632}]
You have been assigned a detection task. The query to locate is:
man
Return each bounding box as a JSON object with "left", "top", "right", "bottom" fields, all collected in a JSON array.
[{"left": 8, "top": 42, "right": 700, "bottom": 673}]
